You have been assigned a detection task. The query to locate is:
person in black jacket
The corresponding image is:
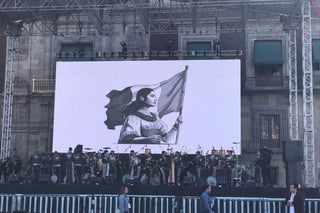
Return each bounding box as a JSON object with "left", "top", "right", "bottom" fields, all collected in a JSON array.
[
  {"left": 259, "top": 147, "right": 273, "bottom": 187},
  {"left": 286, "top": 183, "right": 305, "bottom": 213}
]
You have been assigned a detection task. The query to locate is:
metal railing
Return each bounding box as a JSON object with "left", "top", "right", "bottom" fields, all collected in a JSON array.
[
  {"left": 0, "top": 0, "right": 296, "bottom": 12},
  {"left": 32, "top": 76, "right": 55, "bottom": 93},
  {"left": 26, "top": 74, "right": 320, "bottom": 94},
  {"left": 56, "top": 50, "right": 242, "bottom": 60},
  {"left": 0, "top": 194, "right": 319, "bottom": 213},
  {"left": 244, "top": 76, "right": 290, "bottom": 91}
]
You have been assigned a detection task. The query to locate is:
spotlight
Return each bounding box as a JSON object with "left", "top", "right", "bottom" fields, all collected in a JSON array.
[
  {"left": 12, "top": 20, "right": 23, "bottom": 27},
  {"left": 7, "top": 19, "right": 24, "bottom": 36}
]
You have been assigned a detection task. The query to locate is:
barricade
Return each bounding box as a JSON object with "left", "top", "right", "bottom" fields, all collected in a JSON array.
[{"left": 0, "top": 193, "right": 319, "bottom": 213}]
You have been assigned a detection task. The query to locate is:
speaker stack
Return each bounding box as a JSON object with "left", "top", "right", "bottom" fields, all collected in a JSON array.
[{"left": 282, "top": 140, "right": 303, "bottom": 186}]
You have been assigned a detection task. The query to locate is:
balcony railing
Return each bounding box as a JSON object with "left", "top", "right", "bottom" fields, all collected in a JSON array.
[
  {"left": 244, "top": 76, "right": 289, "bottom": 91},
  {"left": 32, "top": 76, "right": 55, "bottom": 93},
  {"left": 13, "top": 74, "right": 320, "bottom": 94}
]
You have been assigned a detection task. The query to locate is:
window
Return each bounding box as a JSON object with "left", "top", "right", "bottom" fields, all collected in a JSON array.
[
  {"left": 254, "top": 40, "right": 283, "bottom": 86},
  {"left": 313, "top": 62, "right": 320, "bottom": 75},
  {"left": 312, "top": 39, "right": 320, "bottom": 75},
  {"left": 185, "top": 41, "right": 211, "bottom": 59},
  {"left": 0, "top": 33, "right": 6, "bottom": 93},
  {"left": 260, "top": 114, "right": 280, "bottom": 148},
  {"left": 254, "top": 40, "right": 283, "bottom": 66},
  {"left": 252, "top": 108, "right": 288, "bottom": 151},
  {"left": 59, "top": 43, "right": 93, "bottom": 61},
  {"left": 12, "top": 102, "right": 28, "bottom": 123}
]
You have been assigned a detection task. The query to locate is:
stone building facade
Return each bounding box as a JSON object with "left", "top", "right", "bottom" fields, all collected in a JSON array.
[{"left": 1, "top": 0, "right": 320, "bottom": 187}]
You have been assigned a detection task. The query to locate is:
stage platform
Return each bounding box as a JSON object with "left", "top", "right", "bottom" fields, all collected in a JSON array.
[{"left": 0, "top": 184, "right": 319, "bottom": 198}]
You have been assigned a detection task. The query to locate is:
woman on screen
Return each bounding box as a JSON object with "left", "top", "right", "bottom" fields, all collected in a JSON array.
[{"left": 118, "top": 88, "right": 181, "bottom": 144}]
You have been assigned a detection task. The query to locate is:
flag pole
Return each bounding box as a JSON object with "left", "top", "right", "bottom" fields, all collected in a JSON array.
[{"left": 175, "top": 65, "right": 188, "bottom": 145}]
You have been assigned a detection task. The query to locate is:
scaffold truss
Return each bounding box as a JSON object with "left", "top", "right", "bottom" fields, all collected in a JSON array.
[
  {"left": 301, "top": 0, "right": 316, "bottom": 188},
  {"left": 288, "top": 30, "right": 298, "bottom": 141},
  {"left": 0, "top": 0, "right": 297, "bottom": 12},
  {"left": 0, "top": 0, "right": 301, "bottom": 40},
  {"left": 0, "top": 36, "right": 15, "bottom": 159}
]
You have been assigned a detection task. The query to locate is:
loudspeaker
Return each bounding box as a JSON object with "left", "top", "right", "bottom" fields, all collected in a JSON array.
[
  {"left": 125, "top": 176, "right": 140, "bottom": 186},
  {"left": 89, "top": 176, "right": 103, "bottom": 184},
  {"left": 282, "top": 140, "right": 303, "bottom": 162},
  {"left": 195, "top": 177, "right": 207, "bottom": 186},
  {"left": 216, "top": 176, "right": 227, "bottom": 185},
  {"left": 183, "top": 176, "right": 195, "bottom": 185},
  {"left": 286, "top": 162, "right": 303, "bottom": 186},
  {"left": 38, "top": 173, "right": 50, "bottom": 183},
  {"left": 8, "top": 173, "right": 22, "bottom": 183},
  {"left": 243, "top": 180, "right": 256, "bottom": 187},
  {"left": 104, "top": 175, "right": 115, "bottom": 184}
]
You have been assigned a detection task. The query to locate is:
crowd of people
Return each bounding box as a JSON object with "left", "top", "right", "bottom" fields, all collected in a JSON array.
[
  {"left": 0, "top": 147, "right": 245, "bottom": 186},
  {"left": 0, "top": 155, "right": 22, "bottom": 183},
  {"left": 0, "top": 145, "right": 278, "bottom": 190},
  {"left": 0, "top": 146, "right": 307, "bottom": 213}
]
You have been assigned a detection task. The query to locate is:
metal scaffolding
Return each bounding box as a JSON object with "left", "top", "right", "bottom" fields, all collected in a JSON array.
[
  {"left": 0, "top": 36, "right": 15, "bottom": 159},
  {"left": 288, "top": 30, "right": 298, "bottom": 141},
  {"left": 0, "top": 0, "right": 297, "bottom": 11},
  {"left": 0, "top": 0, "right": 298, "bottom": 35},
  {"left": 301, "top": 0, "right": 315, "bottom": 188}
]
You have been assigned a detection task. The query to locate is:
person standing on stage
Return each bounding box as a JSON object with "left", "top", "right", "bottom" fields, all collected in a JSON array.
[
  {"left": 51, "top": 151, "right": 63, "bottom": 183},
  {"left": 30, "top": 151, "right": 42, "bottom": 183},
  {"left": 286, "top": 183, "right": 305, "bottom": 213},
  {"left": 200, "top": 184, "right": 214, "bottom": 213},
  {"left": 174, "top": 151, "right": 183, "bottom": 186},
  {"left": 259, "top": 147, "right": 273, "bottom": 187},
  {"left": 159, "top": 150, "right": 169, "bottom": 185},
  {"left": 118, "top": 185, "right": 130, "bottom": 213},
  {"left": 64, "top": 147, "right": 75, "bottom": 184}
]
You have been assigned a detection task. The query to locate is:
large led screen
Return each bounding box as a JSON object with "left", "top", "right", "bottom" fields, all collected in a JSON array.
[{"left": 53, "top": 60, "right": 241, "bottom": 154}]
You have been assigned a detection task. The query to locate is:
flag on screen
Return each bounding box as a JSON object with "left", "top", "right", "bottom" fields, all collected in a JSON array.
[{"left": 104, "top": 67, "right": 188, "bottom": 129}]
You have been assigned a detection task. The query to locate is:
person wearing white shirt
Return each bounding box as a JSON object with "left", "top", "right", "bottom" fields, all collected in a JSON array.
[{"left": 286, "top": 183, "right": 305, "bottom": 213}]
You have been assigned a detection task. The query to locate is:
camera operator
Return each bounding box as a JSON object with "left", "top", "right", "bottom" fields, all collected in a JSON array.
[{"left": 259, "top": 147, "right": 273, "bottom": 187}]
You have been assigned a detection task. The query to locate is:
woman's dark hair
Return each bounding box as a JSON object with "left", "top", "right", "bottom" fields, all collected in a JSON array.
[
  {"left": 124, "top": 88, "right": 154, "bottom": 117},
  {"left": 119, "top": 185, "right": 128, "bottom": 195},
  {"left": 202, "top": 184, "right": 211, "bottom": 192}
]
